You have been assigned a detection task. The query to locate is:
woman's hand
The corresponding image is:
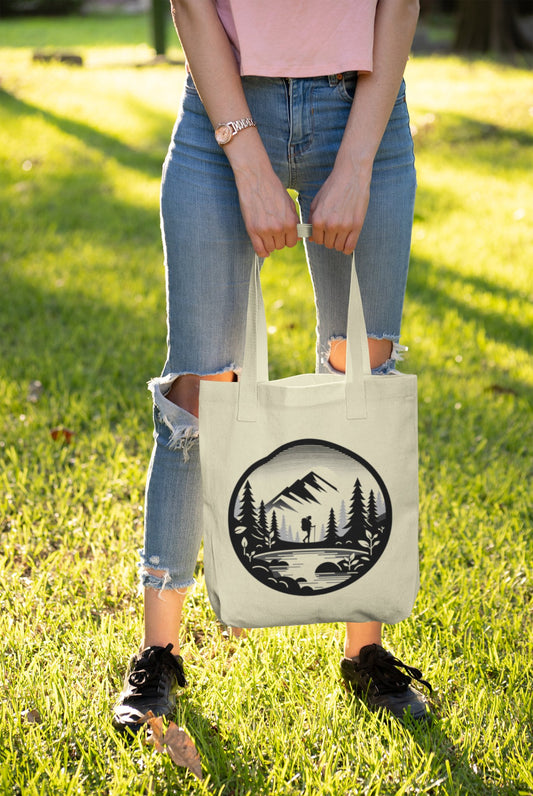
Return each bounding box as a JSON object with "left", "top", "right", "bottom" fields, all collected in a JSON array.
[
  {"left": 230, "top": 138, "right": 300, "bottom": 258},
  {"left": 309, "top": 160, "right": 372, "bottom": 255}
]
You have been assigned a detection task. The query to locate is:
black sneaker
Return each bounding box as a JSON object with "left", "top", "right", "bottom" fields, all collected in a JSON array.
[
  {"left": 112, "top": 643, "right": 187, "bottom": 735},
  {"left": 341, "top": 643, "right": 432, "bottom": 722}
]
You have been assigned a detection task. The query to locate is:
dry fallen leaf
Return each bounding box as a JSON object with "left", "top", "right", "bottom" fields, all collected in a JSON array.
[
  {"left": 144, "top": 713, "right": 166, "bottom": 753},
  {"left": 50, "top": 427, "right": 75, "bottom": 443},
  {"left": 145, "top": 712, "right": 203, "bottom": 780},
  {"left": 161, "top": 722, "right": 204, "bottom": 779}
]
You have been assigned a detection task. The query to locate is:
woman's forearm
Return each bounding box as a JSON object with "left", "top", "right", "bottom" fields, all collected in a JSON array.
[
  {"left": 171, "top": 0, "right": 249, "bottom": 126},
  {"left": 336, "top": 0, "right": 420, "bottom": 174},
  {"left": 170, "top": 0, "right": 267, "bottom": 166}
]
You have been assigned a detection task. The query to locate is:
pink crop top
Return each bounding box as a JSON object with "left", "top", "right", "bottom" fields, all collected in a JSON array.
[{"left": 215, "top": 0, "right": 379, "bottom": 77}]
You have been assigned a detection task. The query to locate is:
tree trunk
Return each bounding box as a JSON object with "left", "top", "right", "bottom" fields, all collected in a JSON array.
[
  {"left": 151, "top": 0, "right": 167, "bottom": 56},
  {"left": 455, "top": 0, "right": 532, "bottom": 51}
]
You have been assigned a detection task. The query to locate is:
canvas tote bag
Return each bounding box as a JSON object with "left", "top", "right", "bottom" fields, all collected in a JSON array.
[{"left": 199, "top": 227, "right": 419, "bottom": 628}]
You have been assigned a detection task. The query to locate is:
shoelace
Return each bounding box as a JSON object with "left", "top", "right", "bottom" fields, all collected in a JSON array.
[
  {"left": 357, "top": 645, "right": 432, "bottom": 695},
  {"left": 128, "top": 644, "right": 186, "bottom": 696}
]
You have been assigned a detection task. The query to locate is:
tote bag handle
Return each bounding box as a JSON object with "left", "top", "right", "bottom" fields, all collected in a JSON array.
[{"left": 238, "top": 224, "right": 371, "bottom": 421}]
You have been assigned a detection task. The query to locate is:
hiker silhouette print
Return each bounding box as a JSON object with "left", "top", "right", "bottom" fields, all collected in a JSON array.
[{"left": 228, "top": 440, "right": 392, "bottom": 595}]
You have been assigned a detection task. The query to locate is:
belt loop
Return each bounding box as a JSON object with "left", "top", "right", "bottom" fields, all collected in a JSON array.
[{"left": 328, "top": 74, "right": 339, "bottom": 87}]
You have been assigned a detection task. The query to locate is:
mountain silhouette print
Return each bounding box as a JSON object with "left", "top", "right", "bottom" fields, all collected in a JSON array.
[{"left": 264, "top": 471, "right": 338, "bottom": 514}]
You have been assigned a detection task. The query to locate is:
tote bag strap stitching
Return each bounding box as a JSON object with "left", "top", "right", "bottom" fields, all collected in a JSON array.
[
  {"left": 237, "top": 256, "right": 268, "bottom": 421},
  {"left": 238, "top": 227, "right": 370, "bottom": 422}
]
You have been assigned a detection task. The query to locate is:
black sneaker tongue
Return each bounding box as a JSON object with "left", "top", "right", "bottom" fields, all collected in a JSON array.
[{"left": 359, "top": 646, "right": 432, "bottom": 694}]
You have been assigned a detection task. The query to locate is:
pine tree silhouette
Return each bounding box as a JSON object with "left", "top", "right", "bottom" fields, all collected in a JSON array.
[
  {"left": 366, "top": 490, "right": 379, "bottom": 535},
  {"left": 258, "top": 500, "right": 267, "bottom": 540},
  {"left": 325, "top": 507, "right": 338, "bottom": 546},
  {"left": 345, "top": 478, "right": 367, "bottom": 546},
  {"left": 269, "top": 511, "right": 279, "bottom": 549},
  {"left": 238, "top": 480, "right": 259, "bottom": 549}
]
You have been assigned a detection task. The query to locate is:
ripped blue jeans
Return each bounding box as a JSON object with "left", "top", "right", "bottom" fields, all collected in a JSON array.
[{"left": 140, "top": 73, "right": 416, "bottom": 590}]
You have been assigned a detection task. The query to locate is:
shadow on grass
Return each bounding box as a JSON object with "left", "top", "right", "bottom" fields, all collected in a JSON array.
[
  {"left": 177, "top": 691, "right": 528, "bottom": 795},
  {"left": 0, "top": 87, "right": 174, "bottom": 265},
  {"left": 436, "top": 114, "right": 533, "bottom": 149},
  {"left": 114, "top": 703, "right": 237, "bottom": 792},
  {"left": 413, "top": 112, "right": 533, "bottom": 172},
  {"left": 0, "top": 89, "right": 173, "bottom": 406},
  {"left": 115, "top": 695, "right": 267, "bottom": 793},
  {"left": 405, "top": 716, "right": 525, "bottom": 796},
  {"left": 0, "top": 87, "right": 168, "bottom": 178},
  {"left": 407, "top": 253, "right": 532, "bottom": 359},
  {"left": 0, "top": 267, "right": 165, "bottom": 426},
  {"left": 180, "top": 701, "right": 247, "bottom": 790}
]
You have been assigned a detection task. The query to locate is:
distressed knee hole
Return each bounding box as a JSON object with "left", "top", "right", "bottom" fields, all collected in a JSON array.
[
  {"left": 148, "top": 370, "right": 237, "bottom": 459},
  {"left": 323, "top": 337, "right": 406, "bottom": 375},
  {"left": 328, "top": 338, "right": 347, "bottom": 372},
  {"left": 148, "top": 375, "right": 199, "bottom": 460}
]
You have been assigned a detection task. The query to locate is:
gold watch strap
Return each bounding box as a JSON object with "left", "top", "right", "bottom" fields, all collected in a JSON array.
[{"left": 226, "top": 117, "right": 256, "bottom": 135}]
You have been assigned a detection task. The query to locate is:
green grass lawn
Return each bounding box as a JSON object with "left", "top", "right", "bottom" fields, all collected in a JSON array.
[{"left": 1, "top": 15, "right": 532, "bottom": 796}]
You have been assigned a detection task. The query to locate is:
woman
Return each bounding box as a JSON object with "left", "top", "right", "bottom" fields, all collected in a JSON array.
[{"left": 113, "top": 0, "right": 431, "bottom": 733}]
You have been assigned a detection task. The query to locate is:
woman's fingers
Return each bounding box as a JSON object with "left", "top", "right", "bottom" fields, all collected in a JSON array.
[
  {"left": 231, "top": 151, "right": 300, "bottom": 256},
  {"left": 310, "top": 220, "right": 359, "bottom": 255},
  {"left": 309, "top": 167, "right": 371, "bottom": 255},
  {"left": 240, "top": 188, "right": 299, "bottom": 256}
]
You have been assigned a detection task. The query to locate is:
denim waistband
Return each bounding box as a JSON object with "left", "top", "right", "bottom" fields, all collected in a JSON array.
[{"left": 241, "top": 72, "right": 357, "bottom": 87}]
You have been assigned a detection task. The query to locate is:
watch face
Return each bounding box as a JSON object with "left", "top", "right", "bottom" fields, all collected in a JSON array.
[{"left": 215, "top": 124, "right": 233, "bottom": 145}]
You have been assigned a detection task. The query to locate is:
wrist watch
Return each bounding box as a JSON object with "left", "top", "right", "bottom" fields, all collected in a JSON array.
[{"left": 215, "top": 117, "right": 257, "bottom": 146}]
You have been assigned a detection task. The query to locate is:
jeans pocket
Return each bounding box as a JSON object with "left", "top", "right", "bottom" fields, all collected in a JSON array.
[{"left": 336, "top": 71, "right": 358, "bottom": 103}]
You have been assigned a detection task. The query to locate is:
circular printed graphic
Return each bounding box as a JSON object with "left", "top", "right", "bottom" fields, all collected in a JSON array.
[{"left": 228, "top": 439, "right": 392, "bottom": 596}]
